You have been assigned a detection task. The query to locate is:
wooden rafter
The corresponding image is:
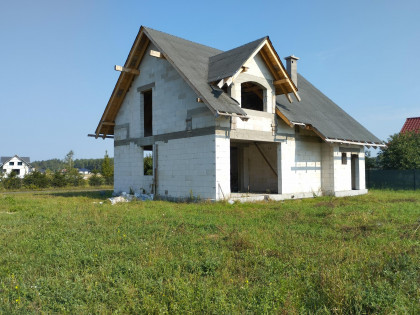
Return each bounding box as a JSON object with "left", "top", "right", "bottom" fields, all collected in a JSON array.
[
  {"left": 259, "top": 48, "right": 293, "bottom": 103},
  {"left": 96, "top": 28, "right": 150, "bottom": 137}
]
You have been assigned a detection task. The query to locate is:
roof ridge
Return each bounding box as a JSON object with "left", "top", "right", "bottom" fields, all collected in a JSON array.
[
  {"left": 143, "top": 26, "right": 222, "bottom": 54},
  {"left": 211, "top": 36, "right": 268, "bottom": 59}
]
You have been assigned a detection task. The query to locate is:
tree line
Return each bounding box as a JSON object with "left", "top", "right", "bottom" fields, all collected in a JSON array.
[
  {"left": 31, "top": 157, "right": 114, "bottom": 172},
  {"left": 0, "top": 151, "right": 114, "bottom": 190}
]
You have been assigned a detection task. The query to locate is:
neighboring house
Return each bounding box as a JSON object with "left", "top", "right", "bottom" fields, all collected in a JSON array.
[
  {"left": 78, "top": 168, "right": 91, "bottom": 175},
  {"left": 1, "top": 155, "right": 33, "bottom": 178},
  {"left": 93, "top": 26, "right": 385, "bottom": 200},
  {"left": 400, "top": 117, "right": 420, "bottom": 133}
]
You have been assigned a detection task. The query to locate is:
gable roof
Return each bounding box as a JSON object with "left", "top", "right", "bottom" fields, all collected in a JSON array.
[
  {"left": 208, "top": 37, "right": 267, "bottom": 82},
  {"left": 95, "top": 27, "right": 297, "bottom": 137},
  {"left": 276, "top": 75, "right": 384, "bottom": 146},
  {"left": 1, "top": 155, "right": 31, "bottom": 167},
  {"left": 400, "top": 117, "right": 420, "bottom": 133}
]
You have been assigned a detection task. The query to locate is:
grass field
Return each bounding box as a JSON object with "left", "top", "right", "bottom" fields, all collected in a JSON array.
[{"left": 0, "top": 190, "right": 419, "bottom": 314}]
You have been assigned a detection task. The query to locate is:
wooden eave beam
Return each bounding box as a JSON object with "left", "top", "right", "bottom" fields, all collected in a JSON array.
[
  {"left": 263, "top": 42, "right": 301, "bottom": 101},
  {"left": 96, "top": 29, "right": 150, "bottom": 137},
  {"left": 273, "top": 78, "right": 291, "bottom": 85},
  {"left": 114, "top": 65, "right": 140, "bottom": 75},
  {"left": 259, "top": 48, "right": 292, "bottom": 103},
  {"left": 275, "top": 108, "right": 293, "bottom": 127}
]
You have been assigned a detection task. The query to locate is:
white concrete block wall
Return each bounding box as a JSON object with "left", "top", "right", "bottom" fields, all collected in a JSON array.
[
  {"left": 115, "top": 42, "right": 214, "bottom": 138},
  {"left": 332, "top": 145, "right": 366, "bottom": 192},
  {"left": 278, "top": 138, "right": 322, "bottom": 195},
  {"left": 235, "top": 110, "right": 274, "bottom": 134},
  {"left": 155, "top": 135, "right": 216, "bottom": 200},
  {"left": 215, "top": 134, "right": 230, "bottom": 200},
  {"left": 321, "top": 143, "right": 334, "bottom": 193},
  {"left": 359, "top": 151, "right": 366, "bottom": 189},
  {"left": 114, "top": 143, "right": 145, "bottom": 193},
  {"left": 113, "top": 43, "right": 217, "bottom": 195}
]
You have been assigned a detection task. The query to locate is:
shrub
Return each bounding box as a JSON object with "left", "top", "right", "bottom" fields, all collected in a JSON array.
[
  {"left": 51, "top": 171, "right": 67, "bottom": 187},
  {"left": 65, "top": 168, "right": 86, "bottom": 187},
  {"left": 23, "top": 171, "right": 49, "bottom": 188},
  {"left": 89, "top": 174, "right": 104, "bottom": 186},
  {"left": 2, "top": 172, "right": 22, "bottom": 189}
]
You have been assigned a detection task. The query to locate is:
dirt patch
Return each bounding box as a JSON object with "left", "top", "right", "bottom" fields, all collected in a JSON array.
[
  {"left": 224, "top": 231, "right": 254, "bottom": 252},
  {"left": 315, "top": 201, "right": 336, "bottom": 208},
  {"left": 341, "top": 224, "right": 376, "bottom": 235},
  {"left": 399, "top": 223, "right": 420, "bottom": 239}
]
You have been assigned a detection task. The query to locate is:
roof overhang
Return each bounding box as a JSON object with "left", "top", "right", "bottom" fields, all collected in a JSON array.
[{"left": 275, "top": 107, "right": 386, "bottom": 148}]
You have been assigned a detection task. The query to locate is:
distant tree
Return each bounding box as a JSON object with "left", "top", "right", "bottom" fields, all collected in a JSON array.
[
  {"left": 101, "top": 151, "right": 114, "bottom": 185},
  {"left": 144, "top": 154, "right": 153, "bottom": 175},
  {"left": 64, "top": 150, "right": 75, "bottom": 169},
  {"left": 365, "top": 150, "right": 379, "bottom": 170},
  {"left": 378, "top": 131, "right": 420, "bottom": 170}
]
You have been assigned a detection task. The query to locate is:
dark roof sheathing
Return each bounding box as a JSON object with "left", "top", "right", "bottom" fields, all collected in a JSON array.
[
  {"left": 276, "top": 75, "right": 383, "bottom": 143},
  {"left": 208, "top": 37, "right": 267, "bottom": 83},
  {"left": 1, "top": 156, "right": 31, "bottom": 165},
  {"left": 144, "top": 27, "right": 247, "bottom": 115},
  {"left": 400, "top": 117, "right": 420, "bottom": 133}
]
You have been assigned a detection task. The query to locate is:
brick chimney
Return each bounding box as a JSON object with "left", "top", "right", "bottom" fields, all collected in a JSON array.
[{"left": 284, "top": 55, "right": 299, "bottom": 86}]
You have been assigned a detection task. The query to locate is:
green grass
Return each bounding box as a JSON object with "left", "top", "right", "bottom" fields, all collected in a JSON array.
[{"left": 0, "top": 190, "right": 419, "bottom": 314}]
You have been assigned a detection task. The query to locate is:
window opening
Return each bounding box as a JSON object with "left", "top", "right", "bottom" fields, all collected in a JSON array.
[
  {"left": 341, "top": 153, "right": 347, "bottom": 165},
  {"left": 143, "top": 90, "right": 153, "bottom": 137},
  {"left": 241, "top": 82, "right": 264, "bottom": 111},
  {"left": 18, "top": 162, "right": 23, "bottom": 165},
  {"left": 143, "top": 146, "right": 153, "bottom": 175},
  {"left": 9, "top": 162, "right": 14, "bottom": 166}
]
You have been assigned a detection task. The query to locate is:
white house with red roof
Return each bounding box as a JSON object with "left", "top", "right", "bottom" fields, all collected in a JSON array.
[{"left": 400, "top": 117, "right": 420, "bottom": 133}]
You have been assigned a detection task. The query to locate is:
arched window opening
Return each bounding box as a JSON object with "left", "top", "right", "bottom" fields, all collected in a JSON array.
[{"left": 241, "top": 82, "right": 264, "bottom": 111}]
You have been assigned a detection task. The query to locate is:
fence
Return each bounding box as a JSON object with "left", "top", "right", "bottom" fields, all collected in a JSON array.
[{"left": 366, "top": 169, "right": 419, "bottom": 190}]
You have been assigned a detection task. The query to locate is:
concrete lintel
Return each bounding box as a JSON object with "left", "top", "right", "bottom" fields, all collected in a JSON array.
[
  {"left": 114, "top": 126, "right": 216, "bottom": 147},
  {"left": 136, "top": 82, "right": 155, "bottom": 93},
  {"left": 339, "top": 146, "right": 361, "bottom": 153},
  {"left": 242, "top": 109, "right": 275, "bottom": 118}
]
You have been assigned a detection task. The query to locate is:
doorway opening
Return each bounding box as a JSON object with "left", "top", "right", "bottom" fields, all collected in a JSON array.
[
  {"left": 230, "top": 141, "right": 278, "bottom": 194},
  {"left": 351, "top": 154, "right": 359, "bottom": 190}
]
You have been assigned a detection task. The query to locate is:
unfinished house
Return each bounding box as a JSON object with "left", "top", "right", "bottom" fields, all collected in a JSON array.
[{"left": 93, "top": 26, "right": 385, "bottom": 200}]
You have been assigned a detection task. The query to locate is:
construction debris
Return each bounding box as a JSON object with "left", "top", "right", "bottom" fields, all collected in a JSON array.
[{"left": 108, "top": 192, "right": 154, "bottom": 205}]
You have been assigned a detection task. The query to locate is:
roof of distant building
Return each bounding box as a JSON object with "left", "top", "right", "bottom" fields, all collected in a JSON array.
[{"left": 400, "top": 117, "right": 420, "bottom": 133}]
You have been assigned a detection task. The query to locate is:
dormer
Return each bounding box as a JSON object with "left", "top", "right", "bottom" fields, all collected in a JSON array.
[{"left": 207, "top": 36, "right": 301, "bottom": 114}]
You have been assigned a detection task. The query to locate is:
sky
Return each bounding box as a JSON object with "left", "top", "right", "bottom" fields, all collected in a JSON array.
[{"left": 0, "top": 0, "right": 419, "bottom": 161}]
